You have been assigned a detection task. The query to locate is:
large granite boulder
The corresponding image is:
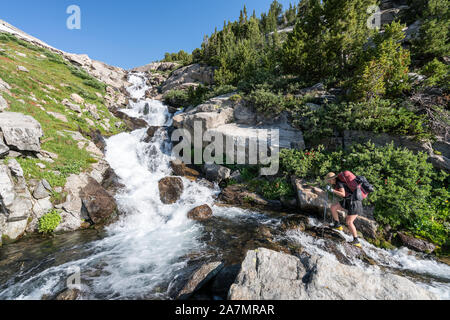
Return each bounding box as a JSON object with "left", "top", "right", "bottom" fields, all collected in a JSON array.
[
  {"left": 178, "top": 262, "right": 224, "bottom": 300},
  {"left": 187, "top": 204, "right": 213, "bottom": 221},
  {"left": 228, "top": 248, "right": 437, "bottom": 300},
  {"left": 397, "top": 232, "right": 437, "bottom": 254},
  {"left": 55, "top": 160, "right": 111, "bottom": 232},
  {"left": 161, "top": 64, "right": 215, "bottom": 93},
  {"left": 0, "top": 112, "right": 43, "bottom": 152},
  {"left": 80, "top": 177, "right": 117, "bottom": 224},
  {"left": 132, "top": 61, "right": 180, "bottom": 73},
  {"left": 158, "top": 177, "right": 184, "bottom": 204},
  {"left": 170, "top": 159, "right": 200, "bottom": 181},
  {"left": 202, "top": 164, "right": 231, "bottom": 183}
]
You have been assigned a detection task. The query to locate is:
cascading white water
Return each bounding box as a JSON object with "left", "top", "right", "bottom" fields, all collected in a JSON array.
[
  {"left": 285, "top": 217, "right": 450, "bottom": 299},
  {"left": 0, "top": 72, "right": 448, "bottom": 300}
]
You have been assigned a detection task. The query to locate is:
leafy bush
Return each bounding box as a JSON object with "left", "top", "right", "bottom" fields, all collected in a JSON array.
[
  {"left": 292, "top": 99, "right": 432, "bottom": 144},
  {"left": 83, "top": 79, "right": 106, "bottom": 91},
  {"left": 70, "top": 66, "right": 91, "bottom": 80},
  {"left": 163, "top": 89, "right": 190, "bottom": 107},
  {"left": 421, "top": 59, "right": 450, "bottom": 89},
  {"left": 38, "top": 210, "right": 62, "bottom": 234},
  {"left": 260, "top": 177, "right": 295, "bottom": 200},
  {"left": 246, "top": 88, "right": 285, "bottom": 115},
  {"left": 280, "top": 142, "right": 449, "bottom": 245}
]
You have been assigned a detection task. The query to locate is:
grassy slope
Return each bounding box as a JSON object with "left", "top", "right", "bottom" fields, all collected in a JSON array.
[{"left": 0, "top": 33, "right": 125, "bottom": 202}]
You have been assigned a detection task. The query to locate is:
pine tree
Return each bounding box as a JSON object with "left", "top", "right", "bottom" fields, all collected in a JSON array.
[
  {"left": 352, "top": 22, "right": 411, "bottom": 100},
  {"left": 413, "top": 0, "right": 450, "bottom": 62}
]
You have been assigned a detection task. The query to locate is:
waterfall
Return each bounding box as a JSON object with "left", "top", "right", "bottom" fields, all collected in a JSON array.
[{"left": 0, "top": 73, "right": 448, "bottom": 300}]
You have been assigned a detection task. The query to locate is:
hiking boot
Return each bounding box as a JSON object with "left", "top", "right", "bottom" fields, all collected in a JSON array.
[
  {"left": 330, "top": 222, "right": 343, "bottom": 231},
  {"left": 351, "top": 238, "right": 362, "bottom": 248}
]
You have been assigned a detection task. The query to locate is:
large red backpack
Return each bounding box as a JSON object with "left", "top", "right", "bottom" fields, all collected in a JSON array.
[{"left": 337, "top": 171, "right": 369, "bottom": 200}]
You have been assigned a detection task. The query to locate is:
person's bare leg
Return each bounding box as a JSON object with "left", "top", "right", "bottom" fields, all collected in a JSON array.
[
  {"left": 346, "top": 215, "right": 358, "bottom": 238},
  {"left": 331, "top": 203, "right": 343, "bottom": 223}
]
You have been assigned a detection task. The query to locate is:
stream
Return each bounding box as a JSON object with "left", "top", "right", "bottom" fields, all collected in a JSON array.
[{"left": 0, "top": 73, "right": 449, "bottom": 300}]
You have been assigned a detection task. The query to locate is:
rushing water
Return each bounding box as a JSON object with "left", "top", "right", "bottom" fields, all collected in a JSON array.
[{"left": 0, "top": 73, "right": 449, "bottom": 300}]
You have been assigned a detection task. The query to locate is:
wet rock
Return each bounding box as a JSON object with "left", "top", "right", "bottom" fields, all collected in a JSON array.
[
  {"left": 158, "top": 177, "right": 184, "bottom": 204},
  {"left": 101, "top": 167, "right": 125, "bottom": 195},
  {"left": 187, "top": 204, "right": 213, "bottom": 221},
  {"left": 202, "top": 164, "right": 231, "bottom": 183},
  {"left": 56, "top": 289, "right": 80, "bottom": 300},
  {"left": 141, "top": 126, "right": 159, "bottom": 143},
  {"left": 280, "top": 215, "right": 308, "bottom": 232},
  {"left": 170, "top": 159, "right": 200, "bottom": 181},
  {"left": 178, "top": 262, "right": 224, "bottom": 300},
  {"left": 228, "top": 248, "right": 437, "bottom": 300},
  {"left": 111, "top": 108, "right": 147, "bottom": 131},
  {"left": 397, "top": 232, "right": 436, "bottom": 254},
  {"left": 80, "top": 177, "right": 117, "bottom": 224},
  {"left": 219, "top": 185, "right": 282, "bottom": 211},
  {"left": 0, "top": 112, "right": 43, "bottom": 152}
]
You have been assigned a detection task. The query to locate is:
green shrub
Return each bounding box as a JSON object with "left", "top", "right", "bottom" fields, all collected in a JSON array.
[
  {"left": 246, "top": 88, "right": 285, "bottom": 115},
  {"left": 164, "top": 89, "right": 190, "bottom": 107},
  {"left": 292, "top": 99, "right": 432, "bottom": 144},
  {"left": 260, "top": 177, "right": 295, "bottom": 200},
  {"left": 83, "top": 79, "right": 106, "bottom": 91},
  {"left": 421, "top": 58, "right": 450, "bottom": 88},
  {"left": 38, "top": 210, "right": 62, "bottom": 234},
  {"left": 280, "top": 142, "right": 449, "bottom": 245}
]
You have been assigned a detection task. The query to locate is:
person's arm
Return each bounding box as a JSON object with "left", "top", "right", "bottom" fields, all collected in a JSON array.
[{"left": 333, "top": 187, "right": 346, "bottom": 198}]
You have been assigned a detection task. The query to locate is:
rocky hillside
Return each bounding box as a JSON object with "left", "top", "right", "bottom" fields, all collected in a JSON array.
[{"left": 0, "top": 28, "right": 130, "bottom": 245}]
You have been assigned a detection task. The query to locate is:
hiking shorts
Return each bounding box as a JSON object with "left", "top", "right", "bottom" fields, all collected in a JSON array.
[{"left": 340, "top": 198, "right": 363, "bottom": 216}]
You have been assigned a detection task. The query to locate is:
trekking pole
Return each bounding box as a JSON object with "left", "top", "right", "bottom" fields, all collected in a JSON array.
[{"left": 322, "top": 188, "right": 329, "bottom": 237}]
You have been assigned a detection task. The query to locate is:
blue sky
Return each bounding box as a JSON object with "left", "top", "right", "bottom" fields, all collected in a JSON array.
[{"left": 1, "top": 0, "right": 296, "bottom": 69}]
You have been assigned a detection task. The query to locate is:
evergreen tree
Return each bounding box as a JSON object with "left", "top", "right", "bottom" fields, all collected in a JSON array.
[
  {"left": 412, "top": 0, "right": 449, "bottom": 62},
  {"left": 352, "top": 22, "right": 411, "bottom": 100},
  {"left": 282, "top": 0, "right": 377, "bottom": 81}
]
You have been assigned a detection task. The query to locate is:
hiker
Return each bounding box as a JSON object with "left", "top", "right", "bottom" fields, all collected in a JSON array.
[{"left": 325, "top": 172, "right": 364, "bottom": 248}]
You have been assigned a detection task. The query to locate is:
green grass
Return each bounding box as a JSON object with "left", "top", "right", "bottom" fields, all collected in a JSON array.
[{"left": 0, "top": 33, "right": 126, "bottom": 191}]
